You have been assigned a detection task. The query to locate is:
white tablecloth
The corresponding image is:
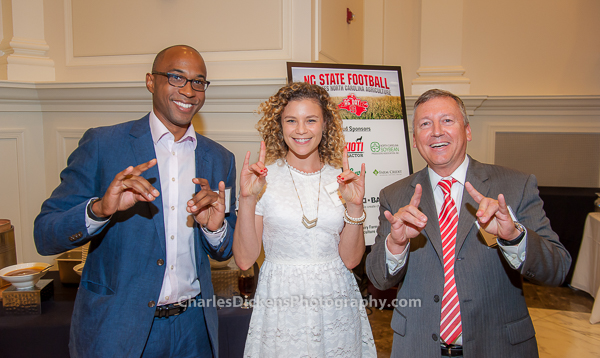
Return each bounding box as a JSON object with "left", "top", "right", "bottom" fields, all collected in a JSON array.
[{"left": 571, "top": 212, "right": 600, "bottom": 324}]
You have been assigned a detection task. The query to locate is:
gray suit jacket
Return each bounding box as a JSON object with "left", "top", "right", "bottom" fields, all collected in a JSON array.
[{"left": 366, "top": 157, "right": 571, "bottom": 358}]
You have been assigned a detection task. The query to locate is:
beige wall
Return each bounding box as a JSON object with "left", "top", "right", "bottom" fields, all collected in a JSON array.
[
  {"left": 366, "top": 0, "right": 600, "bottom": 95},
  {"left": 462, "top": 0, "right": 600, "bottom": 95}
]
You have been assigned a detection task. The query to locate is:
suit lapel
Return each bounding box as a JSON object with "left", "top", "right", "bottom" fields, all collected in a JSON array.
[
  {"left": 457, "top": 157, "right": 490, "bottom": 253},
  {"left": 130, "top": 115, "right": 166, "bottom": 255}
]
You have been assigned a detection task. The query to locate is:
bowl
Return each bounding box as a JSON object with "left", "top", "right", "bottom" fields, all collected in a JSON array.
[
  {"left": 73, "top": 263, "right": 84, "bottom": 276},
  {"left": 0, "top": 262, "right": 52, "bottom": 290}
]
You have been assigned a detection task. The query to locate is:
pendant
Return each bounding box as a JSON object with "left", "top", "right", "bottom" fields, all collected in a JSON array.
[{"left": 302, "top": 215, "right": 318, "bottom": 229}]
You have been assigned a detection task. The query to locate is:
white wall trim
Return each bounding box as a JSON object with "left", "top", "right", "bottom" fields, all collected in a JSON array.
[
  {"left": 0, "top": 129, "right": 27, "bottom": 262},
  {"left": 56, "top": 128, "right": 87, "bottom": 172},
  {"left": 203, "top": 130, "right": 262, "bottom": 143},
  {"left": 485, "top": 122, "right": 600, "bottom": 164}
]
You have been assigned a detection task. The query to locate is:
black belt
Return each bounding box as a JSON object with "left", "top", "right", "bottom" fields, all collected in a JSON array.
[
  {"left": 441, "top": 343, "right": 463, "bottom": 357},
  {"left": 154, "top": 299, "right": 190, "bottom": 319}
]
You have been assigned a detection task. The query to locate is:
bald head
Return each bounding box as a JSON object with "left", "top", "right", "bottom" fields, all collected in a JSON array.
[{"left": 152, "top": 45, "right": 202, "bottom": 73}]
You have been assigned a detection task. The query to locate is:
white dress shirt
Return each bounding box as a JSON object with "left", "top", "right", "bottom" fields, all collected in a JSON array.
[{"left": 85, "top": 111, "right": 226, "bottom": 305}]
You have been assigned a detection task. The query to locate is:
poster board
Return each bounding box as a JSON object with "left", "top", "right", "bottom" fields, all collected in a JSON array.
[{"left": 287, "top": 62, "right": 413, "bottom": 245}]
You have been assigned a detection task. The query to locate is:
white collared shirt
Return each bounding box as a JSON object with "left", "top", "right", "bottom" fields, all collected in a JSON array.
[{"left": 85, "top": 111, "right": 226, "bottom": 305}]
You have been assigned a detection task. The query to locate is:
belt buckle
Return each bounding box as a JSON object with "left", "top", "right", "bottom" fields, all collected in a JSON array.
[{"left": 441, "top": 343, "right": 462, "bottom": 357}]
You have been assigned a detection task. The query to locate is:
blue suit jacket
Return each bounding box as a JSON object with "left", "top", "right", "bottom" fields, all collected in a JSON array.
[{"left": 34, "top": 115, "right": 236, "bottom": 357}]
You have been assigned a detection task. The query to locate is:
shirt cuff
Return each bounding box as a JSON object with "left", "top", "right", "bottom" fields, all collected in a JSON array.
[
  {"left": 85, "top": 198, "right": 111, "bottom": 235},
  {"left": 497, "top": 232, "right": 527, "bottom": 269},
  {"left": 385, "top": 234, "right": 410, "bottom": 275},
  {"left": 201, "top": 221, "right": 228, "bottom": 247}
]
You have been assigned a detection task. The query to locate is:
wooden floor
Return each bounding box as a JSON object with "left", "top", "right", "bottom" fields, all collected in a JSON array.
[{"left": 367, "top": 283, "right": 596, "bottom": 357}]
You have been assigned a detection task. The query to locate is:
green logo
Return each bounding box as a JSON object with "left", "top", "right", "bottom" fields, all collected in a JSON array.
[
  {"left": 370, "top": 142, "right": 381, "bottom": 152},
  {"left": 373, "top": 169, "right": 379, "bottom": 176}
]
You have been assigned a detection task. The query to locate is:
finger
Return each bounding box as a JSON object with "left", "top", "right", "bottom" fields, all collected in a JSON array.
[
  {"left": 342, "top": 147, "right": 349, "bottom": 172},
  {"left": 477, "top": 199, "right": 499, "bottom": 223},
  {"left": 242, "top": 151, "right": 251, "bottom": 170},
  {"left": 410, "top": 184, "right": 423, "bottom": 208},
  {"left": 250, "top": 162, "right": 267, "bottom": 176},
  {"left": 259, "top": 141, "right": 266, "bottom": 164},
  {"left": 338, "top": 170, "right": 357, "bottom": 183},
  {"left": 402, "top": 205, "right": 427, "bottom": 223},
  {"left": 129, "top": 159, "right": 157, "bottom": 176},
  {"left": 217, "top": 181, "right": 226, "bottom": 204},
  {"left": 359, "top": 163, "right": 366, "bottom": 181},
  {"left": 497, "top": 194, "right": 511, "bottom": 217},
  {"left": 193, "top": 178, "right": 211, "bottom": 190},
  {"left": 188, "top": 191, "right": 219, "bottom": 212},
  {"left": 122, "top": 176, "right": 159, "bottom": 200},
  {"left": 384, "top": 210, "right": 398, "bottom": 225},
  {"left": 465, "top": 182, "right": 483, "bottom": 204},
  {"left": 116, "top": 166, "right": 135, "bottom": 182}
]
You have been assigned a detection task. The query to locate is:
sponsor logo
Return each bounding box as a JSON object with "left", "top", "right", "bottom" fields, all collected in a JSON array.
[
  {"left": 370, "top": 141, "right": 400, "bottom": 155},
  {"left": 338, "top": 94, "right": 369, "bottom": 116},
  {"left": 346, "top": 136, "right": 364, "bottom": 158},
  {"left": 372, "top": 168, "right": 403, "bottom": 177}
]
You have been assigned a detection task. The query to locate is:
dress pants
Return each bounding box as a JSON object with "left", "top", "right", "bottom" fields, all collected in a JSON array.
[{"left": 141, "top": 303, "right": 212, "bottom": 358}]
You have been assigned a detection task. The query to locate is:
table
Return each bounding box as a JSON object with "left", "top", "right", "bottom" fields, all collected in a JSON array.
[
  {"left": 0, "top": 271, "right": 253, "bottom": 357},
  {"left": 570, "top": 212, "right": 600, "bottom": 324}
]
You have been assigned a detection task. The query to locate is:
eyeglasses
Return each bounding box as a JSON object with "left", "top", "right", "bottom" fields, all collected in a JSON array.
[{"left": 152, "top": 72, "right": 210, "bottom": 92}]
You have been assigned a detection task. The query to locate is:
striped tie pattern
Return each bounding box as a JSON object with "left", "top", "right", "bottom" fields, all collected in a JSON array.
[{"left": 439, "top": 178, "right": 462, "bottom": 344}]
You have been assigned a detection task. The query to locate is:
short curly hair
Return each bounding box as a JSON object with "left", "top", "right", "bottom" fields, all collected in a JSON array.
[{"left": 256, "top": 82, "right": 345, "bottom": 168}]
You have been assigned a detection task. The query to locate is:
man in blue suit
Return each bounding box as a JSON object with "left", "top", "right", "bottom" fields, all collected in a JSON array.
[{"left": 34, "top": 45, "right": 236, "bottom": 357}]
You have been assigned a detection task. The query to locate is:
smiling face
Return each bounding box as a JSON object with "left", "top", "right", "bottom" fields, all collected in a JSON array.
[
  {"left": 281, "top": 99, "right": 325, "bottom": 168},
  {"left": 146, "top": 46, "right": 207, "bottom": 140},
  {"left": 413, "top": 96, "right": 472, "bottom": 177}
]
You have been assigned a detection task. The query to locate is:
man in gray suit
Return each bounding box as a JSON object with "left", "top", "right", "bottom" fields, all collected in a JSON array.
[{"left": 366, "top": 89, "right": 571, "bottom": 357}]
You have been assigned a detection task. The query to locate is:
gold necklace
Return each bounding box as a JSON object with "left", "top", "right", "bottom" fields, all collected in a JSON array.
[{"left": 287, "top": 163, "right": 321, "bottom": 229}]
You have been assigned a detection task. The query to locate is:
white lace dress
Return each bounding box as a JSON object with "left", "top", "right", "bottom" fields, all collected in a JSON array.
[{"left": 243, "top": 160, "right": 376, "bottom": 358}]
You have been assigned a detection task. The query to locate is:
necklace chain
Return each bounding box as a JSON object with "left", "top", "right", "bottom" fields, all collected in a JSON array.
[{"left": 287, "top": 163, "right": 321, "bottom": 229}]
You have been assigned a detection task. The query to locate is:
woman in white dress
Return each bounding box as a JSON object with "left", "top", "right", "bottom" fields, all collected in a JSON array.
[{"left": 233, "top": 82, "right": 376, "bottom": 357}]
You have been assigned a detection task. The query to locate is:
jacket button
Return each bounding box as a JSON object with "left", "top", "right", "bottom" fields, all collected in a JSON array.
[
  {"left": 432, "top": 334, "right": 438, "bottom": 341},
  {"left": 148, "top": 301, "right": 155, "bottom": 308},
  {"left": 218, "top": 246, "right": 225, "bottom": 254},
  {"left": 157, "top": 259, "right": 164, "bottom": 266},
  {"left": 434, "top": 295, "right": 440, "bottom": 302},
  {"left": 69, "top": 236, "right": 75, "bottom": 242}
]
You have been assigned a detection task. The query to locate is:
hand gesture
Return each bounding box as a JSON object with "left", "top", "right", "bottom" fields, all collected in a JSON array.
[
  {"left": 465, "top": 182, "right": 520, "bottom": 241},
  {"left": 338, "top": 148, "right": 365, "bottom": 208},
  {"left": 92, "top": 159, "right": 160, "bottom": 217},
  {"left": 384, "top": 184, "right": 428, "bottom": 253},
  {"left": 239, "top": 141, "right": 268, "bottom": 198},
  {"left": 187, "top": 179, "right": 227, "bottom": 231}
]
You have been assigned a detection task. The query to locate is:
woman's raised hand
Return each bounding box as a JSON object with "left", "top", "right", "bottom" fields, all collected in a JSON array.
[
  {"left": 337, "top": 148, "right": 366, "bottom": 208},
  {"left": 240, "top": 141, "right": 268, "bottom": 198}
]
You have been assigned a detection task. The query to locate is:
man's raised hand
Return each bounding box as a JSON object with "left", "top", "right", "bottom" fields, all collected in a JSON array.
[
  {"left": 384, "top": 184, "right": 428, "bottom": 254},
  {"left": 92, "top": 159, "right": 160, "bottom": 218},
  {"left": 465, "top": 182, "right": 520, "bottom": 241}
]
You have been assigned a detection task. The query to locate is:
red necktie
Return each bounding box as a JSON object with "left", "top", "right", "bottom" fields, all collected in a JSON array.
[{"left": 439, "top": 178, "right": 462, "bottom": 344}]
